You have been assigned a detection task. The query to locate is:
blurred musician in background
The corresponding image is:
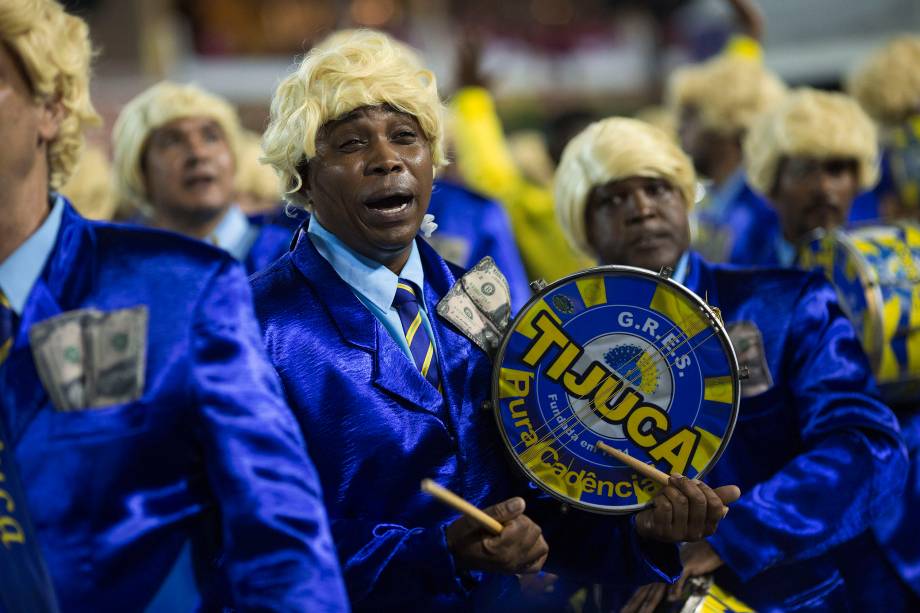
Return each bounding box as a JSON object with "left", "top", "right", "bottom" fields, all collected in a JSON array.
[
  {"left": 668, "top": 46, "right": 786, "bottom": 266},
  {"left": 554, "top": 116, "right": 906, "bottom": 611},
  {"left": 112, "top": 82, "right": 294, "bottom": 274},
  {"left": 744, "top": 88, "right": 879, "bottom": 266},
  {"left": 251, "top": 28, "right": 739, "bottom": 611},
  {"left": 449, "top": 36, "right": 594, "bottom": 285},
  {"left": 848, "top": 35, "right": 920, "bottom": 222},
  {"left": 0, "top": 1, "right": 346, "bottom": 610}
]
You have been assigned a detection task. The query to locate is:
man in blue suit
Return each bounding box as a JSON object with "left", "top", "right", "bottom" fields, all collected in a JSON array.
[
  {"left": 669, "top": 51, "right": 785, "bottom": 266},
  {"left": 743, "top": 88, "right": 881, "bottom": 267},
  {"left": 554, "top": 116, "right": 906, "bottom": 611},
  {"left": 112, "top": 81, "right": 294, "bottom": 275},
  {"left": 252, "top": 29, "right": 739, "bottom": 611},
  {"left": 0, "top": 2, "right": 347, "bottom": 610}
]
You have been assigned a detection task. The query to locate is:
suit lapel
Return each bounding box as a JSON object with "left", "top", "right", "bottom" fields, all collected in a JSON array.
[
  {"left": 419, "top": 241, "right": 475, "bottom": 422},
  {"left": 289, "top": 232, "right": 444, "bottom": 416},
  {"left": 0, "top": 203, "right": 93, "bottom": 444}
]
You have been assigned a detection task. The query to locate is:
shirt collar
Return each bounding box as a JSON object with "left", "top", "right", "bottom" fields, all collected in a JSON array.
[
  {"left": 0, "top": 194, "right": 64, "bottom": 315},
  {"left": 671, "top": 251, "right": 690, "bottom": 285},
  {"left": 210, "top": 205, "right": 256, "bottom": 262},
  {"left": 307, "top": 216, "right": 425, "bottom": 312}
]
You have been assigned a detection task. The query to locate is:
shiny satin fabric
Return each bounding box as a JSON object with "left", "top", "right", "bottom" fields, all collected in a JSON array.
[
  {"left": 836, "top": 409, "right": 920, "bottom": 611},
  {"left": 680, "top": 251, "right": 907, "bottom": 611},
  {"left": 243, "top": 213, "right": 297, "bottom": 275},
  {"left": 250, "top": 233, "right": 680, "bottom": 611},
  {"left": 0, "top": 202, "right": 347, "bottom": 612},
  {"left": 692, "top": 180, "right": 783, "bottom": 267},
  {"left": 426, "top": 180, "right": 531, "bottom": 313}
]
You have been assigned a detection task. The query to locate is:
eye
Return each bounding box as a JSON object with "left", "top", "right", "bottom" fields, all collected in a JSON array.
[
  {"left": 338, "top": 137, "right": 365, "bottom": 151},
  {"left": 393, "top": 128, "right": 418, "bottom": 143},
  {"left": 201, "top": 127, "right": 224, "bottom": 143}
]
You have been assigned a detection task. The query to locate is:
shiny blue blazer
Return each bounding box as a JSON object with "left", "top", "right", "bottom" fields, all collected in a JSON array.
[
  {"left": 0, "top": 203, "right": 347, "bottom": 612},
  {"left": 427, "top": 180, "right": 531, "bottom": 313},
  {"left": 244, "top": 214, "right": 296, "bottom": 275},
  {"left": 250, "top": 232, "right": 679, "bottom": 611},
  {"left": 696, "top": 181, "right": 782, "bottom": 267},
  {"left": 683, "top": 251, "right": 907, "bottom": 611}
]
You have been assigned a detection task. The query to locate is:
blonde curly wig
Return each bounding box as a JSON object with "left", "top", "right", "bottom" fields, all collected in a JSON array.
[
  {"left": 0, "top": 0, "right": 100, "bottom": 190},
  {"left": 744, "top": 88, "right": 879, "bottom": 196},
  {"left": 111, "top": 81, "right": 243, "bottom": 213},
  {"left": 261, "top": 28, "right": 446, "bottom": 209},
  {"left": 847, "top": 35, "right": 920, "bottom": 126},
  {"left": 555, "top": 117, "right": 697, "bottom": 258},
  {"left": 668, "top": 54, "right": 786, "bottom": 136}
]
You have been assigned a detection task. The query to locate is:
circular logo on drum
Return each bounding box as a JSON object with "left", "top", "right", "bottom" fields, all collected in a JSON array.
[{"left": 492, "top": 267, "right": 738, "bottom": 514}]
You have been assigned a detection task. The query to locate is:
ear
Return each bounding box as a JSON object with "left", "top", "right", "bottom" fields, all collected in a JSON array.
[{"left": 37, "top": 97, "right": 65, "bottom": 145}]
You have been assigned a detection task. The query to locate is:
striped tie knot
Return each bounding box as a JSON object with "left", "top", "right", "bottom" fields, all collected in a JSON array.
[{"left": 392, "top": 278, "right": 441, "bottom": 392}]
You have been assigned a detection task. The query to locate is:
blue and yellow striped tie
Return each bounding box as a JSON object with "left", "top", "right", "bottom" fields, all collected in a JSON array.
[
  {"left": 392, "top": 279, "right": 441, "bottom": 391},
  {"left": 0, "top": 289, "right": 15, "bottom": 367}
]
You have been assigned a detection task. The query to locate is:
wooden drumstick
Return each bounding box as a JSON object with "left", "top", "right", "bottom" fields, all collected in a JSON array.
[
  {"left": 595, "top": 441, "right": 670, "bottom": 485},
  {"left": 595, "top": 441, "right": 730, "bottom": 516},
  {"left": 421, "top": 479, "right": 504, "bottom": 535}
]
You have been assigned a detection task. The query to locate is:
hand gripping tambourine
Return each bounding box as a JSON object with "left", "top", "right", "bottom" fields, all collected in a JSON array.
[
  {"left": 799, "top": 221, "right": 920, "bottom": 406},
  {"left": 488, "top": 265, "right": 741, "bottom": 514}
]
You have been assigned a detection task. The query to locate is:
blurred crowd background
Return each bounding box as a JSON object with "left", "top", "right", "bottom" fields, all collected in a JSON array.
[{"left": 61, "top": 0, "right": 920, "bottom": 212}]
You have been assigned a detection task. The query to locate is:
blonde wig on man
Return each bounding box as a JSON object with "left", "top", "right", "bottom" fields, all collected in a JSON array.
[
  {"left": 112, "top": 81, "right": 243, "bottom": 213},
  {"left": 555, "top": 117, "right": 697, "bottom": 257},
  {"left": 0, "top": 0, "right": 100, "bottom": 190},
  {"left": 744, "top": 88, "right": 879, "bottom": 197},
  {"left": 261, "top": 28, "right": 446, "bottom": 209},
  {"left": 668, "top": 54, "right": 786, "bottom": 136},
  {"left": 847, "top": 35, "right": 920, "bottom": 126}
]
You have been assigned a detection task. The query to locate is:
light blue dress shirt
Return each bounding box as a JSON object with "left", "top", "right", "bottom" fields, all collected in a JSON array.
[
  {"left": 773, "top": 236, "right": 797, "bottom": 268},
  {"left": 671, "top": 251, "right": 690, "bottom": 285},
  {"left": 210, "top": 205, "right": 260, "bottom": 263},
  {"left": 0, "top": 196, "right": 64, "bottom": 315},
  {"left": 308, "top": 216, "right": 438, "bottom": 362}
]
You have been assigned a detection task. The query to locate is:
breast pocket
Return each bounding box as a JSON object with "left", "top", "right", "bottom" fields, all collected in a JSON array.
[{"left": 49, "top": 399, "right": 150, "bottom": 442}]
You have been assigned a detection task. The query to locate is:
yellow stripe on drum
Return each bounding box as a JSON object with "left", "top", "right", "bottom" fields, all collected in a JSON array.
[
  {"left": 703, "top": 376, "right": 734, "bottom": 404},
  {"left": 910, "top": 284, "right": 920, "bottom": 375},
  {"left": 702, "top": 584, "right": 755, "bottom": 613},
  {"left": 650, "top": 285, "right": 708, "bottom": 338},
  {"left": 576, "top": 276, "right": 607, "bottom": 308},
  {"left": 514, "top": 299, "right": 562, "bottom": 339},
  {"left": 690, "top": 427, "right": 722, "bottom": 473},
  {"left": 878, "top": 295, "right": 902, "bottom": 384}
]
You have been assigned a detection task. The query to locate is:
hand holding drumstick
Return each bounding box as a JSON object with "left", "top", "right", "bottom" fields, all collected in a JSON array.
[
  {"left": 422, "top": 480, "right": 549, "bottom": 575},
  {"left": 596, "top": 442, "right": 741, "bottom": 543}
]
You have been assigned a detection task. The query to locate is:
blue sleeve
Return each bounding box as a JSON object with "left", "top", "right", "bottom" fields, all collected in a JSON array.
[
  {"left": 708, "top": 277, "right": 908, "bottom": 581},
  {"left": 191, "top": 260, "right": 349, "bottom": 612},
  {"left": 527, "top": 497, "right": 681, "bottom": 587},
  {"left": 475, "top": 202, "right": 532, "bottom": 314},
  {"left": 330, "top": 518, "right": 482, "bottom": 606}
]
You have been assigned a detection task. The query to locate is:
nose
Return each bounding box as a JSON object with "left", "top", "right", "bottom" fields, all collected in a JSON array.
[
  {"left": 626, "top": 189, "right": 657, "bottom": 224},
  {"left": 814, "top": 169, "right": 841, "bottom": 204},
  {"left": 185, "top": 133, "right": 211, "bottom": 163},
  {"left": 366, "top": 137, "right": 403, "bottom": 176}
]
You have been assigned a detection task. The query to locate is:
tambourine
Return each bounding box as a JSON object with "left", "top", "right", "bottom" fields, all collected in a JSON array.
[
  {"left": 491, "top": 266, "right": 740, "bottom": 514},
  {"left": 799, "top": 221, "right": 920, "bottom": 406}
]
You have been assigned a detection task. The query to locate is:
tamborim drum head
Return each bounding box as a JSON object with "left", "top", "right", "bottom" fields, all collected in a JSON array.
[{"left": 492, "top": 266, "right": 740, "bottom": 514}]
